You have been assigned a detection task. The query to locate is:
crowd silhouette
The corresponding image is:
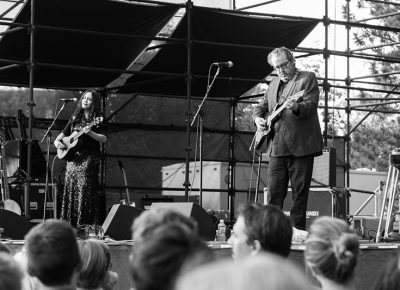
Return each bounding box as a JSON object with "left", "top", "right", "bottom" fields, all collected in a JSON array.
[{"left": 0, "top": 202, "right": 397, "bottom": 290}]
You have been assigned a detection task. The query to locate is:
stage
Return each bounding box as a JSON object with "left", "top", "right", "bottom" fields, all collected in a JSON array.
[{"left": 3, "top": 240, "right": 397, "bottom": 290}]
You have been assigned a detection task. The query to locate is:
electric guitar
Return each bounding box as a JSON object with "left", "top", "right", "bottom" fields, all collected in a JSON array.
[
  {"left": 57, "top": 116, "right": 103, "bottom": 160},
  {"left": 117, "top": 160, "right": 135, "bottom": 207},
  {"left": 252, "top": 90, "right": 304, "bottom": 150},
  {"left": 0, "top": 136, "right": 22, "bottom": 215}
]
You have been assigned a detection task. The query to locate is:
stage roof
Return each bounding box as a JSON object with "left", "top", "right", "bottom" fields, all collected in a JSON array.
[
  {"left": 0, "top": 0, "right": 317, "bottom": 98},
  {"left": 116, "top": 6, "right": 318, "bottom": 98},
  {"left": 0, "top": 0, "right": 179, "bottom": 88}
]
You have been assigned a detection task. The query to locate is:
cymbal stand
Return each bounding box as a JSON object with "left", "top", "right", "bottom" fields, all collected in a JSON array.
[{"left": 376, "top": 160, "right": 399, "bottom": 242}]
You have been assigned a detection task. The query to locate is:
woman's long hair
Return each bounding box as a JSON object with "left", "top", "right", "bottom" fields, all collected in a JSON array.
[
  {"left": 71, "top": 90, "right": 102, "bottom": 122},
  {"left": 77, "top": 239, "right": 111, "bottom": 289}
]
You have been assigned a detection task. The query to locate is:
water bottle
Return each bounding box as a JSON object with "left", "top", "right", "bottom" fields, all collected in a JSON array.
[{"left": 216, "top": 219, "right": 226, "bottom": 242}]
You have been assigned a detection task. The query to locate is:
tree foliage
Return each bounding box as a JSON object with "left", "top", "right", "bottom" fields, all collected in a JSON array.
[{"left": 344, "top": 1, "right": 400, "bottom": 170}]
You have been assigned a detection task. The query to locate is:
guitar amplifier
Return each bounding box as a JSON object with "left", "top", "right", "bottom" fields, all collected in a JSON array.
[
  {"left": 283, "top": 187, "right": 348, "bottom": 229},
  {"left": 9, "top": 182, "right": 58, "bottom": 222}
]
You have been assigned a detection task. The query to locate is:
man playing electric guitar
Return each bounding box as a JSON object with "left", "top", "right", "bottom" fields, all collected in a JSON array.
[{"left": 253, "top": 47, "right": 323, "bottom": 230}]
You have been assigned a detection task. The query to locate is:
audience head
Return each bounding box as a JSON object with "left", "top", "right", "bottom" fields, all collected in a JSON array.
[
  {"left": 0, "top": 252, "right": 24, "bottom": 290},
  {"left": 228, "top": 203, "right": 292, "bottom": 259},
  {"left": 131, "top": 207, "right": 198, "bottom": 242},
  {"left": 175, "top": 252, "right": 312, "bottom": 290},
  {"left": 24, "top": 219, "right": 81, "bottom": 287},
  {"left": 373, "top": 254, "right": 400, "bottom": 290},
  {"left": 130, "top": 219, "right": 214, "bottom": 290},
  {"left": 305, "top": 216, "right": 359, "bottom": 285},
  {"left": 78, "top": 239, "right": 117, "bottom": 290}
]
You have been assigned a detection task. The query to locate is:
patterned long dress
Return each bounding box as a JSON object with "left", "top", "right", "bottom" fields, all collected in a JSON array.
[{"left": 60, "top": 117, "right": 102, "bottom": 227}]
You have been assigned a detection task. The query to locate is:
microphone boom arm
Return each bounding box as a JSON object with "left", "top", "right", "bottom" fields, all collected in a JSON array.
[
  {"left": 191, "top": 66, "right": 221, "bottom": 127},
  {"left": 40, "top": 102, "right": 65, "bottom": 144}
]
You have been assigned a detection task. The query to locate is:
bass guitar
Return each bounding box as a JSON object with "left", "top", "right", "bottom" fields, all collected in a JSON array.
[
  {"left": 0, "top": 136, "right": 22, "bottom": 215},
  {"left": 57, "top": 116, "right": 103, "bottom": 160},
  {"left": 252, "top": 90, "right": 304, "bottom": 150}
]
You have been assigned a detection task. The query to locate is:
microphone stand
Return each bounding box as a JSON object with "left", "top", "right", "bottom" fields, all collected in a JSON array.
[
  {"left": 40, "top": 101, "right": 66, "bottom": 221},
  {"left": 191, "top": 65, "right": 221, "bottom": 206}
]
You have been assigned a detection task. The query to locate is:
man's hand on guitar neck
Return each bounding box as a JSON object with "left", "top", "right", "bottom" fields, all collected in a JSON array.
[
  {"left": 283, "top": 90, "right": 304, "bottom": 111},
  {"left": 284, "top": 98, "right": 299, "bottom": 111}
]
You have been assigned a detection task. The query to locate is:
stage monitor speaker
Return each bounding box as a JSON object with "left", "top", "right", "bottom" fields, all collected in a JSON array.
[
  {"left": 149, "top": 202, "right": 215, "bottom": 241},
  {"left": 102, "top": 204, "right": 143, "bottom": 241},
  {"left": 0, "top": 209, "right": 32, "bottom": 240}
]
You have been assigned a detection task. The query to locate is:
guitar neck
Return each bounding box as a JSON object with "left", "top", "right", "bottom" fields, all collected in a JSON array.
[
  {"left": 269, "top": 90, "right": 304, "bottom": 122},
  {"left": 74, "top": 130, "right": 86, "bottom": 140},
  {"left": 270, "top": 104, "right": 287, "bottom": 121},
  {"left": 74, "top": 122, "right": 96, "bottom": 139}
]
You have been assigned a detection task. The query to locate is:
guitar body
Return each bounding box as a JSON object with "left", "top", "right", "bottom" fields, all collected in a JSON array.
[
  {"left": 57, "top": 132, "right": 79, "bottom": 160},
  {"left": 254, "top": 102, "right": 283, "bottom": 150},
  {"left": 254, "top": 127, "right": 273, "bottom": 151},
  {"left": 56, "top": 117, "right": 103, "bottom": 160}
]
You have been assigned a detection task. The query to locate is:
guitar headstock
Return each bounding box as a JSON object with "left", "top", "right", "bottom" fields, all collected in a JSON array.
[
  {"left": 117, "top": 160, "right": 124, "bottom": 170},
  {"left": 91, "top": 116, "right": 103, "bottom": 127}
]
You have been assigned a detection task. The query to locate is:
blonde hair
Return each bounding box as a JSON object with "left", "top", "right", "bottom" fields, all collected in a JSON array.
[
  {"left": 175, "top": 253, "right": 312, "bottom": 290},
  {"left": 305, "top": 217, "right": 359, "bottom": 284},
  {"left": 77, "top": 239, "right": 111, "bottom": 289}
]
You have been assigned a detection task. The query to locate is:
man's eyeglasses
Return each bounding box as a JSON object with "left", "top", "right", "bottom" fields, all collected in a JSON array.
[{"left": 274, "top": 60, "right": 291, "bottom": 71}]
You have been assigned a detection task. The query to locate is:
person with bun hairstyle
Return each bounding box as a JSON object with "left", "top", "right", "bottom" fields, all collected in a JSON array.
[
  {"left": 305, "top": 217, "right": 359, "bottom": 290},
  {"left": 54, "top": 90, "right": 107, "bottom": 227}
]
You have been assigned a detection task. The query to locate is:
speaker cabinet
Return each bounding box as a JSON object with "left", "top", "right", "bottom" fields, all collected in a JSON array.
[
  {"left": 0, "top": 209, "right": 32, "bottom": 240},
  {"left": 9, "top": 183, "right": 58, "bottom": 222},
  {"left": 149, "top": 202, "right": 215, "bottom": 241},
  {"left": 102, "top": 204, "right": 143, "bottom": 241},
  {"left": 283, "top": 188, "right": 348, "bottom": 229}
]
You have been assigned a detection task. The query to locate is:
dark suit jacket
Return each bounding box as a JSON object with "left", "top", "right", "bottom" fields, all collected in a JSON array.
[{"left": 253, "top": 70, "right": 323, "bottom": 157}]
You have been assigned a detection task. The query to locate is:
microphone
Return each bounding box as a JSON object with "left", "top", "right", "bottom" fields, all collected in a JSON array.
[
  {"left": 60, "top": 98, "right": 78, "bottom": 102},
  {"left": 212, "top": 61, "right": 233, "bottom": 68}
]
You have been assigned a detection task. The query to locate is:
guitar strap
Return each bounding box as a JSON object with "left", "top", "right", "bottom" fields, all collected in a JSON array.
[{"left": 277, "top": 70, "right": 300, "bottom": 104}]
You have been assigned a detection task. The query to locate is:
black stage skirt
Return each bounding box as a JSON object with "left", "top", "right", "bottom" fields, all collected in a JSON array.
[{"left": 60, "top": 151, "right": 100, "bottom": 227}]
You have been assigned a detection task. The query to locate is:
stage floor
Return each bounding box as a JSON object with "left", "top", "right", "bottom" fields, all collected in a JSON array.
[{"left": 4, "top": 240, "right": 398, "bottom": 290}]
